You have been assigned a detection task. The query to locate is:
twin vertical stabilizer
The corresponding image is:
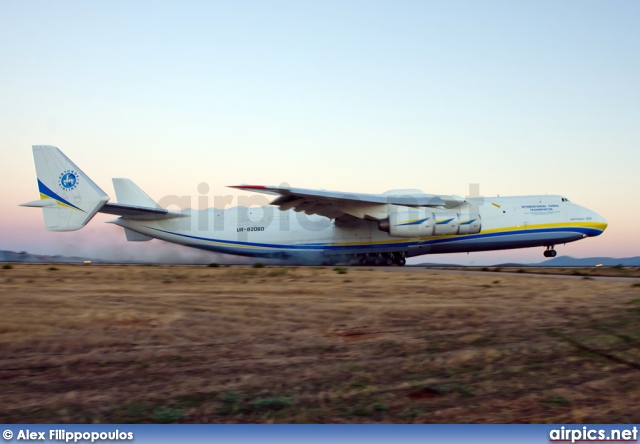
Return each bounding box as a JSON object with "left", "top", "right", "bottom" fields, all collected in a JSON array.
[{"left": 20, "top": 146, "right": 109, "bottom": 231}]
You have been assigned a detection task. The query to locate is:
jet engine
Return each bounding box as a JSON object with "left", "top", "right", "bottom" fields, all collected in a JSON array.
[{"left": 378, "top": 209, "right": 481, "bottom": 237}]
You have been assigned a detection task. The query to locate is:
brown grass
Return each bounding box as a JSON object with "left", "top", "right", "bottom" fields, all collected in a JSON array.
[
  {"left": 1, "top": 264, "right": 639, "bottom": 423},
  {"left": 463, "top": 266, "right": 640, "bottom": 278}
]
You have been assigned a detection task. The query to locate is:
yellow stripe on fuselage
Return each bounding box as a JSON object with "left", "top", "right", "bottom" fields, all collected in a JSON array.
[
  {"left": 159, "top": 221, "right": 607, "bottom": 251},
  {"left": 479, "top": 221, "right": 607, "bottom": 235},
  {"left": 324, "top": 221, "right": 607, "bottom": 247}
]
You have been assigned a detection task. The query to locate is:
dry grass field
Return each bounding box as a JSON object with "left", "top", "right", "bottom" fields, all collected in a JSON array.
[
  {"left": 1, "top": 264, "right": 639, "bottom": 423},
  {"left": 440, "top": 266, "right": 640, "bottom": 279}
]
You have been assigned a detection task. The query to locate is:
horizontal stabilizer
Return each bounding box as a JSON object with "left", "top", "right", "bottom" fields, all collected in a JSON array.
[
  {"left": 102, "top": 178, "right": 182, "bottom": 219},
  {"left": 20, "top": 199, "right": 58, "bottom": 208},
  {"left": 99, "top": 203, "right": 182, "bottom": 220}
]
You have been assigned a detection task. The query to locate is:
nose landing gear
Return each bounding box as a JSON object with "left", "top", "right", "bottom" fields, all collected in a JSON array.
[{"left": 543, "top": 246, "right": 557, "bottom": 258}]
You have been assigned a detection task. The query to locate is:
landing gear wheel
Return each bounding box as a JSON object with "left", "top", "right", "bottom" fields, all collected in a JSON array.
[
  {"left": 396, "top": 257, "right": 406, "bottom": 266},
  {"left": 549, "top": 249, "right": 557, "bottom": 257},
  {"left": 543, "top": 246, "right": 557, "bottom": 258}
]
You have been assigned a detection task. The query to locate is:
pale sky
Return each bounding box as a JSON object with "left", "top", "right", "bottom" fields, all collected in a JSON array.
[{"left": 1, "top": 1, "right": 638, "bottom": 264}]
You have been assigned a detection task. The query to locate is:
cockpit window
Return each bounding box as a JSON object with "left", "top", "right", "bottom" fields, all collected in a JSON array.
[{"left": 561, "top": 197, "right": 570, "bottom": 202}]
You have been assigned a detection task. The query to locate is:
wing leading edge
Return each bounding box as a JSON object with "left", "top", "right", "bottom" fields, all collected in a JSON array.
[{"left": 229, "top": 185, "right": 463, "bottom": 221}]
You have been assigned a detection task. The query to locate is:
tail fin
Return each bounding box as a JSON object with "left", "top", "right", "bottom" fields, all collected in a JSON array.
[
  {"left": 112, "top": 178, "right": 160, "bottom": 208},
  {"left": 21, "top": 145, "right": 109, "bottom": 231}
]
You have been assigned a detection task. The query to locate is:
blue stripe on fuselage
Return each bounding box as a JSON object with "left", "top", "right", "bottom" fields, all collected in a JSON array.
[{"left": 142, "top": 225, "right": 602, "bottom": 252}]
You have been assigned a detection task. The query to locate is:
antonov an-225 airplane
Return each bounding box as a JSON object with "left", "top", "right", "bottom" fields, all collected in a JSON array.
[{"left": 22, "top": 146, "right": 608, "bottom": 265}]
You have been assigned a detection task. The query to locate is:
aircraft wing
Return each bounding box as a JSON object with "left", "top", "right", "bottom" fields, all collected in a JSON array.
[{"left": 229, "top": 185, "right": 456, "bottom": 221}]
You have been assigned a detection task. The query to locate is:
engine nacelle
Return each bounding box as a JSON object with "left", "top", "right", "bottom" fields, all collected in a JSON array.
[
  {"left": 433, "top": 211, "right": 460, "bottom": 235},
  {"left": 381, "top": 208, "right": 435, "bottom": 237},
  {"left": 379, "top": 209, "right": 481, "bottom": 237},
  {"left": 458, "top": 213, "right": 482, "bottom": 234}
]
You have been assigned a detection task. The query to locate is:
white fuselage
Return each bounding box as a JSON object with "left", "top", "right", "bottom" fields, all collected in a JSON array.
[{"left": 111, "top": 195, "right": 607, "bottom": 265}]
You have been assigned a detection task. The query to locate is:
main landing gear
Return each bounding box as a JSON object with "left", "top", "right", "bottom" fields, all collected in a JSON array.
[
  {"left": 543, "top": 246, "right": 557, "bottom": 258},
  {"left": 357, "top": 252, "right": 407, "bottom": 266}
]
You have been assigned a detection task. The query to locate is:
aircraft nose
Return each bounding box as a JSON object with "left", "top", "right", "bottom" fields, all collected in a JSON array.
[{"left": 590, "top": 210, "right": 608, "bottom": 236}]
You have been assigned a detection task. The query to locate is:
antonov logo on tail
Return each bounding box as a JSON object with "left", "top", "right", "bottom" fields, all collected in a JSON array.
[
  {"left": 22, "top": 146, "right": 608, "bottom": 266},
  {"left": 59, "top": 170, "right": 78, "bottom": 190}
]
